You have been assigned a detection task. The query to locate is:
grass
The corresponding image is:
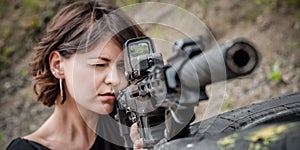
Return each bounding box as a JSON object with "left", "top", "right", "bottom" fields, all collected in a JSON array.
[
  {"left": 2, "top": 27, "right": 12, "bottom": 38},
  {"left": 113, "top": 0, "right": 148, "bottom": 6},
  {"left": 255, "top": 0, "right": 300, "bottom": 11},
  {"left": 152, "top": 25, "right": 164, "bottom": 39},
  {"left": 222, "top": 98, "right": 234, "bottom": 112},
  {"left": 291, "top": 42, "right": 300, "bottom": 49},
  {"left": 0, "top": 46, "right": 14, "bottom": 69},
  {"left": 2, "top": 46, "right": 13, "bottom": 56},
  {"left": 0, "top": 0, "right": 5, "bottom": 18},
  {"left": 21, "top": 69, "right": 29, "bottom": 77},
  {"left": 0, "top": 55, "right": 11, "bottom": 69},
  {"left": 246, "top": 9, "right": 261, "bottom": 22},
  {"left": 285, "top": 0, "right": 300, "bottom": 6},
  {"left": 0, "top": 133, "right": 3, "bottom": 141},
  {"left": 23, "top": 0, "right": 43, "bottom": 13},
  {"left": 295, "top": 12, "right": 300, "bottom": 22},
  {"left": 268, "top": 59, "right": 282, "bottom": 84}
]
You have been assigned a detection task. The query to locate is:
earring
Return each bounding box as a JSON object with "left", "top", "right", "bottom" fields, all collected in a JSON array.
[
  {"left": 59, "top": 78, "right": 65, "bottom": 104},
  {"left": 59, "top": 78, "right": 63, "bottom": 97},
  {"left": 53, "top": 71, "right": 56, "bottom": 75}
]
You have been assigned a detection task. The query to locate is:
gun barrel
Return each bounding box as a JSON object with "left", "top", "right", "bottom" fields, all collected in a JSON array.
[
  {"left": 180, "top": 39, "right": 260, "bottom": 90},
  {"left": 224, "top": 39, "right": 259, "bottom": 76}
]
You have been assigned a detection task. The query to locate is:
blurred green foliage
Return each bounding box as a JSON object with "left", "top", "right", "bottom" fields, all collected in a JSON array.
[
  {"left": 255, "top": 0, "right": 300, "bottom": 10},
  {"left": 2, "top": 46, "right": 13, "bottom": 56},
  {"left": 0, "top": 0, "right": 52, "bottom": 71},
  {"left": 0, "top": 133, "right": 3, "bottom": 141},
  {"left": 152, "top": 26, "right": 164, "bottom": 39},
  {"left": 222, "top": 98, "right": 234, "bottom": 112},
  {"left": 23, "top": 0, "right": 43, "bottom": 13},
  {"left": 0, "top": 0, "right": 4, "bottom": 18},
  {"left": 21, "top": 69, "right": 29, "bottom": 77},
  {"left": 0, "top": 47, "right": 13, "bottom": 69},
  {"left": 255, "top": 0, "right": 299, "bottom": 6},
  {"left": 268, "top": 59, "right": 283, "bottom": 84},
  {"left": 113, "top": 0, "right": 149, "bottom": 6},
  {"left": 296, "top": 12, "right": 300, "bottom": 22},
  {"left": 2, "top": 27, "right": 12, "bottom": 38},
  {"left": 291, "top": 42, "right": 300, "bottom": 50},
  {"left": 0, "top": 0, "right": 299, "bottom": 72},
  {"left": 244, "top": 0, "right": 300, "bottom": 22}
]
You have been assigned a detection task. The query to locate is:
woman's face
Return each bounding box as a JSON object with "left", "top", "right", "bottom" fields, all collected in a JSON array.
[{"left": 63, "top": 39, "right": 127, "bottom": 114}]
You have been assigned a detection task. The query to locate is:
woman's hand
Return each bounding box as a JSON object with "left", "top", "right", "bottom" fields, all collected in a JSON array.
[{"left": 130, "top": 123, "right": 146, "bottom": 150}]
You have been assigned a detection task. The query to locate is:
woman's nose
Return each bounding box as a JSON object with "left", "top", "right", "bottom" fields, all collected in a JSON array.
[{"left": 104, "top": 65, "right": 120, "bottom": 86}]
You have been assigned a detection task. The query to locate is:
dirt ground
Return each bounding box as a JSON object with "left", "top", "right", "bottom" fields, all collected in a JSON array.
[{"left": 0, "top": 0, "right": 299, "bottom": 149}]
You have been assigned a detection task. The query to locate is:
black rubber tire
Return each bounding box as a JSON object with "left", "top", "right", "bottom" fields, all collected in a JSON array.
[
  {"left": 154, "top": 92, "right": 300, "bottom": 150},
  {"left": 190, "top": 92, "right": 300, "bottom": 137},
  {"left": 155, "top": 121, "right": 300, "bottom": 150}
]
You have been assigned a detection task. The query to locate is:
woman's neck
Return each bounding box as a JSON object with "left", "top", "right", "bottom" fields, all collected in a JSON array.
[
  {"left": 26, "top": 97, "right": 98, "bottom": 149},
  {"left": 55, "top": 99, "right": 97, "bottom": 136}
]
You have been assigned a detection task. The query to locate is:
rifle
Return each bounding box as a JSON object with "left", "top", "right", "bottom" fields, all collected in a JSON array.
[{"left": 115, "top": 36, "right": 260, "bottom": 148}]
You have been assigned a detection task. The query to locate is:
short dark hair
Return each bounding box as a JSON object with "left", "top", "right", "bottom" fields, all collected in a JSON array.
[{"left": 30, "top": 0, "right": 144, "bottom": 107}]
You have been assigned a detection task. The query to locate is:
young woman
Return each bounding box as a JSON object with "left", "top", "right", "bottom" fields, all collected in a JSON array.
[{"left": 7, "top": 1, "right": 144, "bottom": 149}]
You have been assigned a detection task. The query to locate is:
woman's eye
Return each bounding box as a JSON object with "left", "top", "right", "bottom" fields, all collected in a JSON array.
[
  {"left": 117, "top": 62, "right": 124, "bottom": 68},
  {"left": 91, "top": 64, "right": 107, "bottom": 67},
  {"left": 117, "top": 62, "right": 125, "bottom": 70}
]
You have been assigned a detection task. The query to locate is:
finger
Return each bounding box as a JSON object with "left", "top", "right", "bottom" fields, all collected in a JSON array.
[
  {"left": 133, "top": 138, "right": 145, "bottom": 150},
  {"left": 130, "top": 123, "right": 139, "bottom": 142}
]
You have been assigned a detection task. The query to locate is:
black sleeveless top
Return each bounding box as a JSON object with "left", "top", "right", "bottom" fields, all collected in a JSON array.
[{"left": 6, "top": 135, "right": 125, "bottom": 150}]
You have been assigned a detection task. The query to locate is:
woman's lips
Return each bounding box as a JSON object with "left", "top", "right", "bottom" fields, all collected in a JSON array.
[{"left": 98, "top": 93, "right": 115, "bottom": 101}]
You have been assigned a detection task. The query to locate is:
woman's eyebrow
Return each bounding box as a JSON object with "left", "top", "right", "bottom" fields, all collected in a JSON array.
[
  {"left": 115, "top": 56, "right": 125, "bottom": 63},
  {"left": 88, "top": 57, "right": 110, "bottom": 62}
]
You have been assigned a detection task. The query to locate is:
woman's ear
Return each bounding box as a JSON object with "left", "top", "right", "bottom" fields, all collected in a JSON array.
[{"left": 49, "top": 51, "right": 64, "bottom": 79}]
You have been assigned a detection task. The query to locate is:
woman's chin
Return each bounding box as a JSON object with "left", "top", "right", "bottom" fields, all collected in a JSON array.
[{"left": 99, "top": 104, "right": 114, "bottom": 114}]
